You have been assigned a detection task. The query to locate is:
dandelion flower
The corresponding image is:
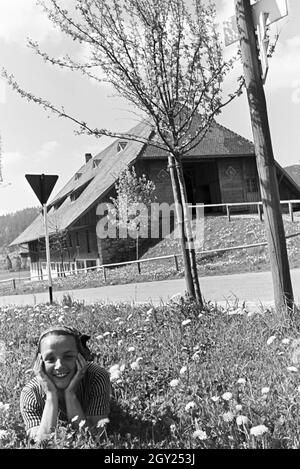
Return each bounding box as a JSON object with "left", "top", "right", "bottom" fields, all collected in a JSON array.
[
  {"left": 250, "top": 425, "right": 269, "bottom": 437},
  {"left": 79, "top": 420, "right": 86, "bottom": 429},
  {"left": 261, "top": 387, "right": 270, "bottom": 395},
  {"left": 211, "top": 396, "right": 220, "bottom": 403},
  {"left": 222, "top": 411, "right": 234, "bottom": 423},
  {"left": 185, "top": 401, "right": 196, "bottom": 411},
  {"left": 237, "top": 378, "right": 246, "bottom": 385},
  {"left": 128, "top": 346, "right": 135, "bottom": 352},
  {"left": 97, "top": 418, "right": 110, "bottom": 428},
  {"left": 71, "top": 415, "right": 79, "bottom": 422},
  {"left": 281, "top": 338, "right": 290, "bottom": 345},
  {"left": 192, "top": 429, "right": 208, "bottom": 440},
  {"left": 287, "top": 366, "right": 298, "bottom": 372},
  {"left": 236, "top": 415, "right": 249, "bottom": 426},
  {"left": 266, "top": 335, "right": 276, "bottom": 345},
  {"left": 179, "top": 366, "right": 187, "bottom": 375},
  {"left": 120, "top": 364, "right": 126, "bottom": 372},
  {"left": 182, "top": 319, "right": 191, "bottom": 326},
  {"left": 222, "top": 392, "right": 233, "bottom": 401},
  {"left": 169, "top": 379, "right": 180, "bottom": 388},
  {"left": 130, "top": 361, "right": 140, "bottom": 370},
  {"left": 0, "top": 430, "right": 9, "bottom": 439},
  {"left": 103, "top": 332, "right": 111, "bottom": 337},
  {"left": 235, "top": 404, "right": 243, "bottom": 412}
]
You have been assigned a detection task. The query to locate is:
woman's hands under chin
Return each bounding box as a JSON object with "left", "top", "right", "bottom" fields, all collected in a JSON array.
[
  {"left": 64, "top": 353, "right": 87, "bottom": 397},
  {"left": 33, "top": 354, "right": 57, "bottom": 399}
]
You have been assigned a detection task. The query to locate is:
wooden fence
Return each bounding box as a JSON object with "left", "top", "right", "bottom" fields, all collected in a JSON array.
[{"left": 1, "top": 199, "right": 300, "bottom": 291}]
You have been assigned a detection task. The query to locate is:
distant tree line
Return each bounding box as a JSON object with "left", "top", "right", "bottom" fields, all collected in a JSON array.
[{"left": 0, "top": 207, "right": 40, "bottom": 248}]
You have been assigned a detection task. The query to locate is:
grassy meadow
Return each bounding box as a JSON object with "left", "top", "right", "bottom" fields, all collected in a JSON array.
[{"left": 1, "top": 296, "right": 300, "bottom": 449}]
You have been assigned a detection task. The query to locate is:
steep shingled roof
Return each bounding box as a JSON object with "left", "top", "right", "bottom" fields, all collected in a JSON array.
[
  {"left": 10, "top": 120, "right": 153, "bottom": 245},
  {"left": 140, "top": 119, "right": 255, "bottom": 158}
]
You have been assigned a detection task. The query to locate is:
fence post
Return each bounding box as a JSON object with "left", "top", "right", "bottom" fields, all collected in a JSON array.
[
  {"left": 174, "top": 255, "right": 179, "bottom": 272},
  {"left": 137, "top": 262, "right": 141, "bottom": 274},
  {"left": 257, "top": 203, "right": 263, "bottom": 222},
  {"left": 103, "top": 266, "right": 106, "bottom": 282},
  {"left": 226, "top": 205, "right": 231, "bottom": 222},
  {"left": 289, "top": 202, "right": 294, "bottom": 222},
  {"left": 12, "top": 278, "right": 16, "bottom": 289}
]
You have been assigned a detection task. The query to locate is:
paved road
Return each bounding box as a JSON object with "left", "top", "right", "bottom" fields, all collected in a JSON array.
[{"left": 1, "top": 268, "right": 300, "bottom": 311}]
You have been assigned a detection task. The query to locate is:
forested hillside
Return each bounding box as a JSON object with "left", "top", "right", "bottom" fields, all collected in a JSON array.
[{"left": 0, "top": 207, "right": 39, "bottom": 247}]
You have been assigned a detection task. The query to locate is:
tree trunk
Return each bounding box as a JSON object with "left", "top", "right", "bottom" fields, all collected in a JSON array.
[
  {"left": 174, "top": 156, "right": 203, "bottom": 306},
  {"left": 168, "top": 154, "right": 195, "bottom": 299}
]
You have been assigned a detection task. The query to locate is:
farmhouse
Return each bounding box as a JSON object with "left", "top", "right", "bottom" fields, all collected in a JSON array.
[{"left": 10, "top": 119, "right": 300, "bottom": 280}]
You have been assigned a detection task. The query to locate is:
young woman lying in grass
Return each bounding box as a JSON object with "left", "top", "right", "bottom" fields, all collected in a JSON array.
[{"left": 20, "top": 325, "right": 111, "bottom": 443}]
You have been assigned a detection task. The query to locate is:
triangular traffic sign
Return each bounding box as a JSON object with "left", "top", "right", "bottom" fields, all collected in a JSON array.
[{"left": 25, "top": 174, "right": 58, "bottom": 205}]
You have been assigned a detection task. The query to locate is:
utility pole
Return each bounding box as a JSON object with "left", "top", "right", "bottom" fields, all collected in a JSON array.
[{"left": 235, "top": 0, "right": 294, "bottom": 313}]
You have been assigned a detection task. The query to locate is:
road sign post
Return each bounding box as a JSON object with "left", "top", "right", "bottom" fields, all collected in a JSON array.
[
  {"left": 25, "top": 174, "right": 58, "bottom": 304},
  {"left": 234, "top": 0, "right": 294, "bottom": 314}
]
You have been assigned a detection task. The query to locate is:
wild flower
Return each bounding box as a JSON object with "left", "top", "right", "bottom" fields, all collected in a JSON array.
[
  {"left": 130, "top": 361, "right": 140, "bottom": 370},
  {"left": 235, "top": 404, "right": 243, "bottom": 412},
  {"left": 211, "top": 396, "right": 220, "bottom": 403},
  {"left": 71, "top": 415, "right": 79, "bottom": 422},
  {"left": 0, "top": 430, "right": 9, "bottom": 439},
  {"left": 237, "top": 378, "right": 246, "bottom": 385},
  {"left": 287, "top": 366, "right": 298, "bottom": 372},
  {"left": 266, "top": 336, "right": 276, "bottom": 346},
  {"left": 281, "top": 338, "right": 290, "bottom": 345},
  {"left": 250, "top": 425, "right": 269, "bottom": 437},
  {"left": 222, "top": 411, "right": 234, "bottom": 422},
  {"left": 127, "top": 346, "right": 135, "bottom": 352},
  {"left": 236, "top": 415, "right": 249, "bottom": 426},
  {"left": 179, "top": 366, "right": 187, "bottom": 375},
  {"left": 103, "top": 332, "right": 111, "bottom": 337},
  {"left": 96, "top": 334, "right": 103, "bottom": 340},
  {"left": 79, "top": 420, "right": 86, "bottom": 429},
  {"left": 182, "top": 319, "right": 191, "bottom": 326},
  {"left": 169, "top": 379, "right": 180, "bottom": 388},
  {"left": 192, "top": 429, "right": 208, "bottom": 440},
  {"left": 109, "top": 364, "right": 122, "bottom": 381},
  {"left": 96, "top": 418, "right": 110, "bottom": 428},
  {"left": 185, "top": 401, "right": 196, "bottom": 411},
  {"left": 261, "top": 387, "right": 270, "bottom": 394},
  {"left": 222, "top": 392, "right": 233, "bottom": 401}
]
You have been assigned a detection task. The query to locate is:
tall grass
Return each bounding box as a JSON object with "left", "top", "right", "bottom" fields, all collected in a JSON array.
[{"left": 1, "top": 297, "right": 300, "bottom": 448}]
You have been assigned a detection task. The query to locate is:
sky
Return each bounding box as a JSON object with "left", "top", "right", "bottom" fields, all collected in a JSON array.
[{"left": 0, "top": 0, "right": 299, "bottom": 215}]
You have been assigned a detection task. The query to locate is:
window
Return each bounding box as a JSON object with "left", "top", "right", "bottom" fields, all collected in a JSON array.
[
  {"left": 86, "top": 230, "right": 90, "bottom": 253},
  {"left": 117, "top": 141, "right": 128, "bottom": 152},
  {"left": 246, "top": 178, "right": 258, "bottom": 193},
  {"left": 93, "top": 159, "right": 101, "bottom": 168},
  {"left": 76, "top": 232, "right": 80, "bottom": 247}
]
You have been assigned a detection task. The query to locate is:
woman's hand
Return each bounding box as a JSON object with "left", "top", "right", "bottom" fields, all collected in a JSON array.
[
  {"left": 33, "top": 354, "right": 57, "bottom": 398},
  {"left": 65, "top": 353, "right": 87, "bottom": 397}
]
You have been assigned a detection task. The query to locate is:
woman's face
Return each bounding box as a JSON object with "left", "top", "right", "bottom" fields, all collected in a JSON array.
[{"left": 40, "top": 334, "right": 78, "bottom": 390}]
